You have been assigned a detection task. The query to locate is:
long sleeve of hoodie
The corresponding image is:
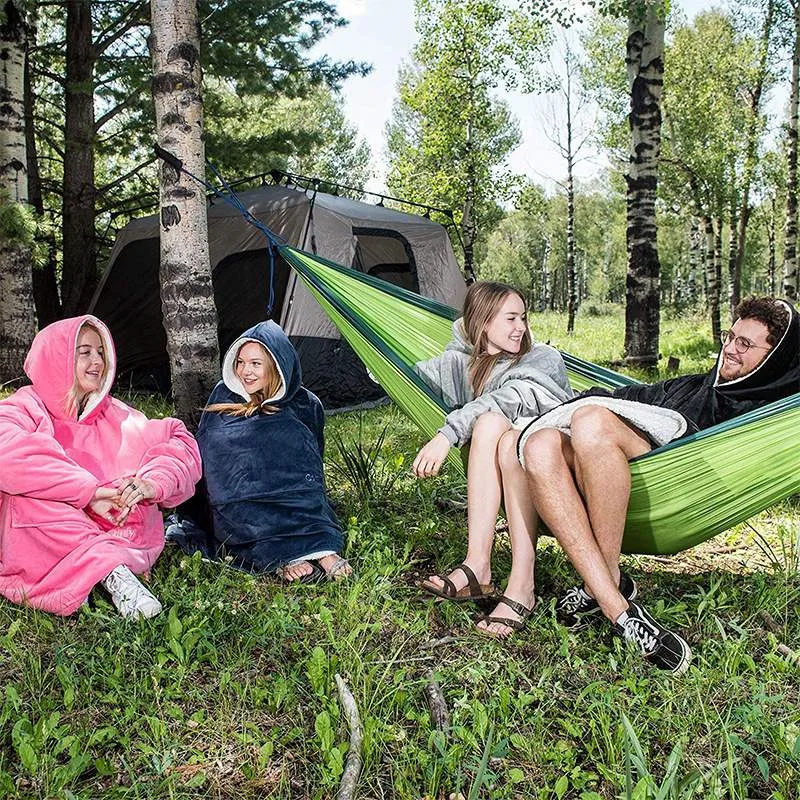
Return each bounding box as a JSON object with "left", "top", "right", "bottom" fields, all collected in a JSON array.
[
  {"left": 416, "top": 344, "right": 573, "bottom": 447},
  {"left": 0, "top": 394, "right": 98, "bottom": 508},
  {"left": 439, "top": 355, "right": 573, "bottom": 446}
]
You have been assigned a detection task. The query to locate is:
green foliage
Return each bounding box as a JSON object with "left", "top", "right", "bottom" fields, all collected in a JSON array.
[
  {"left": 30, "top": 0, "right": 372, "bottom": 280},
  {"left": 385, "top": 0, "right": 550, "bottom": 262},
  {"left": 478, "top": 181, "right": 627, "bottom": 311},
  {"left": 0, "top": 191, "right": 36, "bottom": 248},
  {"left": 328, "top": 416, "right": 405, "bottom": 511},
  {"left": 204, "top": 83, "right": 372, "bottom": 188}
]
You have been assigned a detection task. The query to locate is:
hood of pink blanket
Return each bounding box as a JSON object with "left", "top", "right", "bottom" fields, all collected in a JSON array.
[{"left": 24, "top": 315, "right": 117, "bottom": 422}]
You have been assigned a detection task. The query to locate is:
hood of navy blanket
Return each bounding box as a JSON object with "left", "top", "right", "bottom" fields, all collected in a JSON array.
[{"left": 185, "top": 321, "right": 343, "bottom": 572}]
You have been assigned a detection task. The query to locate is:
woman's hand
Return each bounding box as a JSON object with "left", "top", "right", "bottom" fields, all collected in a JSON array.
[
  {"left": 114, "top": 478, "right": 157, "bottom": 523},
  {"left": 412, "top": 432, "right": 451, "bottom": 478},
  {"left": 87, "top": 487, "right": 124, "bottom": 525}
]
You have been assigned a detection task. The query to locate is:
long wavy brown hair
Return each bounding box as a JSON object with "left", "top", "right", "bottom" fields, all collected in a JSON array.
[
  {"left": 462, "top": 282, "right": 531, "bottom": 396},
  {"left": 206, "top": 341, "right": 283, "bottom": 417}
]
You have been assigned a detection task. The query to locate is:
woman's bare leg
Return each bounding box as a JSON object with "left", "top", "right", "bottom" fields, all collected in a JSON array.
[
  {"left": 424, "top": 412, "right": 510, "bottom": 593},
  {"left": 477, "top": 429, "right": 539, "bottom": 637}
]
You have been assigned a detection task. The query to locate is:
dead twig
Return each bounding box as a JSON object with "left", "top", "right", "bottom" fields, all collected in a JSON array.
[
  {"left": 757, "top": 612, "right": 798, "bottom": 664},
  {"left": 335, "top": 674, "right": 363, "bottom": 800},
  {"left": 759, "top": 610, "right": 781, "bottom": 635},
  {"left": 776, "top": 643, "right": 799, "bottom": 663},
  {"left": 420, "top": 635, "right": 459, "bottom": 650},
  {"left": 424, "top": 670, "right": 450, "bottom": 732}
]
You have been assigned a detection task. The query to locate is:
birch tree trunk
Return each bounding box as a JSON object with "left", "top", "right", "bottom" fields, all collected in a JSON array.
[
  {"left": 687, "top": 220, "right": 701, "bottom": 306},
  {"left": 150, "top": 0, "right": 219, "bottom": 427},
  {"left": 727, "top": 203, "right": 738, "bottom": 315},
  {"left": 0, "top": 0, "right": 36, "bottom": 384},
  {"left": 624, "top": 1, "right": 664, "bottom": 367},
  {"left": 61, "top": 0, "right": 97, "bottom": 315},
  {"left": 783, "top": 0, "right": 800, "bottom": 300},
  {"left": 768, "top": 195, "right": 777, "bottom": 295},
  {"left": 566, "top": 157, "right": 577, "bottom": 333},
  {"left": 540, "top": 238, "right": 551, "bottom": 311},
  {"left": 704, "top": 215, "right": 721, "bottom": 340},
  {"left": 713, "top": 217, "right": 724, "bottom": 333},
  {"left": 733, "top": 0, "right": 773, "bottom": 311},
  {"left": 461, "top": 116, "right": 477, "bottom": 282}
]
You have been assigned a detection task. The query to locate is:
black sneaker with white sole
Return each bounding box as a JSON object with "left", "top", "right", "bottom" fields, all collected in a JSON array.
[
  {"left": 613, "top": 600, "right": 692, "bottom": 674},
  {"left": 556, "top": 572, "right": 638, "bottom": 630}
]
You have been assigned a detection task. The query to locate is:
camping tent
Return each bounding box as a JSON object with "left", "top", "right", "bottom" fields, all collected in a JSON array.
[{"left": 89, "top": 184, "right": 467, "bottom": 408}]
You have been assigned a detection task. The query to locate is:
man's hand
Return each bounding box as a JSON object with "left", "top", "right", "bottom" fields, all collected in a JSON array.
[{"left": 412, "top": 432, "right": 451, "bottom": 478}]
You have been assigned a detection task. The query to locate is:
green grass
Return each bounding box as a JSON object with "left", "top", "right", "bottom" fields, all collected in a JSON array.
[{"left": 1, "top": 311, "right": 799, "bottom": 799}]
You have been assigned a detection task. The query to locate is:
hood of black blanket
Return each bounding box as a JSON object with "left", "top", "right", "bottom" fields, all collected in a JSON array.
[{"left": 713, "top": 299, "right": 800, "bottom": 403}]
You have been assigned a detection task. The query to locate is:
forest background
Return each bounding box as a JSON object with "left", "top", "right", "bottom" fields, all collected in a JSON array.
[{"left": 2, "top": 0, "right": 800, "bottom": 410}]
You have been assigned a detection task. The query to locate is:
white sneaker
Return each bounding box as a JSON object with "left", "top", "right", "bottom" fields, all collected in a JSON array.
[{"left": 101, "top": 565, "right": 163, "bottom": 619}]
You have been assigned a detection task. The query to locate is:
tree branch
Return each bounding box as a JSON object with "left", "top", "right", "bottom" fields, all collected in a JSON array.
[
  {"left": 97, "top": 158, "right": 156, "bottom": 197},
  {"left": 94, "top": 2, "right": 150, "bottom": 56},
  {"left": 334, "top": 674, "right": 363, "bottom": 800}
]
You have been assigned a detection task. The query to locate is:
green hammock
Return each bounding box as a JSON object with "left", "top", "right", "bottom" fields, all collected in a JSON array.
[{"left": 280, "top": 244, "right": 800, "bottom": 555}]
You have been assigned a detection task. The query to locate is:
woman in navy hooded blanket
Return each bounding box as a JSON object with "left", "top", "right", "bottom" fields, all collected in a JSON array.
[{"left": 175, "top": 321, "right": 348, "bottom": 581}]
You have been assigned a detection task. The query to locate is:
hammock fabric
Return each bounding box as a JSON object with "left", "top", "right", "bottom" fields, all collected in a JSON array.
[{"left": 279, "top": 243, "right": 800, "bottom": 556}]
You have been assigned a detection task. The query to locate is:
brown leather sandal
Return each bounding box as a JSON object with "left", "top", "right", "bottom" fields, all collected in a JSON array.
[
  {"left": 476, "top": 595, "right": 537, "bottom": 639},
  {"left": 419, "top": 563, "right": 497, "bottom": 602}
]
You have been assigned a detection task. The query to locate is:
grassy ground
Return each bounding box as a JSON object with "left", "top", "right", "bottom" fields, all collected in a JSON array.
[{"left": 1, "top": 311, "right": 799, "bottom": 799}]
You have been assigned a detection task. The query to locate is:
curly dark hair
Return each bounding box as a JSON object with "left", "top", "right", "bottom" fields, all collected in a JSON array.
[{"left": 734, "top": 297, "right": 791, "bottom": 346}]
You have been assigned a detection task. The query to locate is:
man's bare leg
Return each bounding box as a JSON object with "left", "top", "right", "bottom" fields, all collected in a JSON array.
[
  {"left": 424, "top": 412, "right": 510, "bottom": 595},
  {"left": 477, "top": 429, "right": 539, "bottom": 637},
  {"left": 570, "top": 406, "right": 652, "bottom": 587},
  {"left": 522, "top": 428, "right": 628, "bottom": 622}
]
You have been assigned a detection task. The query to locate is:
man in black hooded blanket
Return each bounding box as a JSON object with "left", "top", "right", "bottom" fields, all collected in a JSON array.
[{"left": 514, "top": 297, "right": 800, "bottom": 674}]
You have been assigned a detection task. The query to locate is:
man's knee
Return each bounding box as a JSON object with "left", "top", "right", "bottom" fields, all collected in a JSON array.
[
  {"left": 571, "top": 405, "right": 625, "bottom": 449},
  {"left": 522, "top": 429, "right": 564, "bottom": 477}
]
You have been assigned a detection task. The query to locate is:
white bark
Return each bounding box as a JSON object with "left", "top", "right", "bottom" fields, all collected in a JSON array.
[
  {"left": 783, "top": 0, "right": 800, "bottom": 300},
  {"left": 0, "top": 0, "right": 27, "bottom": 200},
  {"left": 150, "top": 0, "right": 219, "bottom": 426},
  {"left": 624, "top": 0, "right": 664, "bottom": 366},
  {"left": 0, "top": 0, "right": 36, "bottom": 384}
]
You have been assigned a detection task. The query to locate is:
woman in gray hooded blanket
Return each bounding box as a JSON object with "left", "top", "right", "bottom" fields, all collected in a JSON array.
[{"left": 413, "top": 281, "right": 573, "bottom": 636}]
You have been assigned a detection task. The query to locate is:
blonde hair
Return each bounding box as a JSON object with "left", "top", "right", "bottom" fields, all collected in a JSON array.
[
  {"left": 206, "top": 340, "right": 283, "bottom": 417},
  {"left": 462, "top": 282, "right": 531, "bottom": 396},
  {"left": 66, "top": 322, "right": 107, "bottom": 419}
]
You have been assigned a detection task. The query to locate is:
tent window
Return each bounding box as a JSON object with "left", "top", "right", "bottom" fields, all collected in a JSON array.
[{"left": 351, "top": 227, "right": 420, "bottom": 293}]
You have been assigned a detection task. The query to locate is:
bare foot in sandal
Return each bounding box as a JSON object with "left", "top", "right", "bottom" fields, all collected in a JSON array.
[
  {"left": 476, "top": 587, "right": 538, "bottom": 639},
  {"left": 279, "top": 561, "right": 317, "bottom": 582},
  {"left": 318, "top": 553, "right": 352, "bottom": 581},
  {"left": 420, "top": 562, "right": 496, "bottom": 601}
]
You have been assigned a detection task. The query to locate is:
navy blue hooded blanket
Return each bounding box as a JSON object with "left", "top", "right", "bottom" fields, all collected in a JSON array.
[{"left": 179, "top": 321, "right": 343, "bottom": 572}]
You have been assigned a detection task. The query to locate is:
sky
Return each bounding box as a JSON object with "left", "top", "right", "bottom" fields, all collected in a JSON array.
[{"left": 313, "top": 0, "right": 756, "bottom": 195}]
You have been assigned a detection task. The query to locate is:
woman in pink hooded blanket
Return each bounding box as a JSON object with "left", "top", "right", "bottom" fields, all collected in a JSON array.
[{"left": 0, "top": 315, "right": 202, "bottom": 618}]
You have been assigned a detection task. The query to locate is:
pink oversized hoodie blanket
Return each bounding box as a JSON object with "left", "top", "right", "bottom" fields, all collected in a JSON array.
[{"left": 0, "top": 315, "right": 201, "bottom": 615}]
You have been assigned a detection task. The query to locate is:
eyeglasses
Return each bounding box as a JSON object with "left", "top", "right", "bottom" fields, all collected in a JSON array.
[{"left": 719, "top": 330, "right": 772, "bottom": 354}]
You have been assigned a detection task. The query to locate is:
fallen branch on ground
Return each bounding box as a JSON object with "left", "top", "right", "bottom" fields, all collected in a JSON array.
[
  {"left": 424, "top": 670, "right": 450, "bottom": 733},
  {"left": 335, "top": 674, "right": 363, "bottom": 800}
]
